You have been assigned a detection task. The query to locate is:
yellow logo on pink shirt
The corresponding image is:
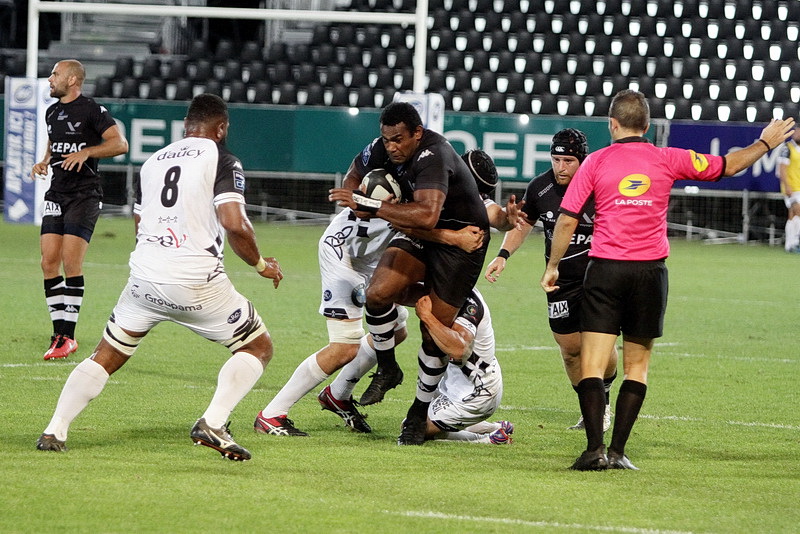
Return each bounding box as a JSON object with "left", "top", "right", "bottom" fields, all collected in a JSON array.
[
  {"left": 688, "top": 150, "right": 709, "bottom": 172},
  {"left": 618, "top": 174, "right": 651, "bottom": 197}
]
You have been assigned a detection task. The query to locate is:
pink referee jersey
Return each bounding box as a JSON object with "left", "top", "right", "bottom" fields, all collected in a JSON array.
[{"left": 559, "top": 137, "right": 725, "bottom": 260}]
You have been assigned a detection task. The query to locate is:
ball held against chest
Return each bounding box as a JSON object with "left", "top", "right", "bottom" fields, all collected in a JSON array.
[{"left": 361, "top": 168, "right": 402, "bottom": 202}]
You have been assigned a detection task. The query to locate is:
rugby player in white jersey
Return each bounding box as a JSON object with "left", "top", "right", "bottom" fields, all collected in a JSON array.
[
  {"left": 254, "top": 149, "right": 517, "bottom": 438},
  {"left": 415, "top": 288, "right": 512, "bottom": 444},
  {"left": 36, "top": 94, "right": 283, "bottom": 461}
]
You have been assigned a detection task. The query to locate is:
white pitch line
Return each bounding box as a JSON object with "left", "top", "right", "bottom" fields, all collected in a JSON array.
[
  {"left": 671, "top": 295, "right": 782, "bottom": 307},
  {"left": 669, "top": 353, "right": 796, "bottom": 364},
  {"left": 725, "top": 420, "right": 800, "bottom": 431},
  {"left": 387, "top": 510, "right": 695, "bottom": 534},
  {"left": 639, "top": 414, "right": 701, "bottom": 422},
  {"left": 496, "top": 347, "right": 797, "bottom": 364},
  {"left": 5, "top": 363, "right": 796, "bottom": 430},
  {"left": 497, "top": 409, "right": 796, "bottom": 431},
  {"left": 1, "top": 361, "right": 79, "bottom": 368},
  {"left": 496, "top": 345, "right": 557, "bottom": 352},
  {"left": 497, "top": 342, "right": 679, "bottom": 353}
]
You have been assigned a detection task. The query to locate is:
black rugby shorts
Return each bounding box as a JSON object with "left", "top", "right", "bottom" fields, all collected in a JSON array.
[
  {"left": 389, "top": 235, "right": 488, "bottom": 309},
  {"left": 41, "top": 189, "right": 102, "bottom": 242},
  {"left": 545, "top": 281, "right": 583, "bottom": 335},
  {"left": 581, "top": 258, "right": 668, "bottom": 338}
]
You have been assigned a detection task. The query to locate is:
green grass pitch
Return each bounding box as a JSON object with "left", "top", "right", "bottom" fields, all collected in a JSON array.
[{"left": 1, "top": 215, "right": 798, "bottom": 533}]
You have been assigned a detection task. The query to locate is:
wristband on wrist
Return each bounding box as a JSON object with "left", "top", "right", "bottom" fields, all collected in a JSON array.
[
  {"left": 497, "top": 248, "right": 510, "bottom": 259},
  {"left": 254, "top": 257, "right": 267, "bottom": 273},
  {"left": 758, "top": 139, "right": 771, "bottom": 152},
  {"left": 352, "top": 190, "right": 381, "bottom": 214}
]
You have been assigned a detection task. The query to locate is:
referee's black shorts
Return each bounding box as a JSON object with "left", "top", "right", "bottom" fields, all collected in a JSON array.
[
  {"left": 581, "top": 258, "right": 668, "bottom": 338},
  {"left": 41, "top": 189, "right": 102, "bottom": 242},
  {"left": 389, "top": 234, "right": 488, "bottom": 309}
]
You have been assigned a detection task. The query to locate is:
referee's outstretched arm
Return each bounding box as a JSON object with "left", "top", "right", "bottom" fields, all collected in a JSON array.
[{"left": 724, "top": 117, "right": 795, "bottom": 176}]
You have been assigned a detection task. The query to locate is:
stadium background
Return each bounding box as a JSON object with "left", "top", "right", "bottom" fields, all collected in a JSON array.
[
  {"left": 1, "top": 4, "right": 799, "bottom": 531},
  {"left": 0, "top": 0, "right": 796, "bottom": 242}
]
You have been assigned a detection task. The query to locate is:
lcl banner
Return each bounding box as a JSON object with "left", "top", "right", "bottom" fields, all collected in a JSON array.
[
  {"left": 669, "top": 120, "right": 781, "bottom": 192},
  {"left": 3, "top": 77, "right": 55, "bottom": 224}
]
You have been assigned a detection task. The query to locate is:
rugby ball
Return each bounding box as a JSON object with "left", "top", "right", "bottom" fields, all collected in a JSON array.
[{"left": 361, "top": 168, "right": 402, "bottom": 201}]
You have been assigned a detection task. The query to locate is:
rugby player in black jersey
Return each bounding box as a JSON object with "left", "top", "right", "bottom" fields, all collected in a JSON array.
[
  {"left": 485, "top": 129, "right": 619, "bottom": 432},
  {"left": 329, "top": 102, "right": 491, "bottom": 444},
  {"left": 32, "top": 59, "right": 129, "bottom": 360}
]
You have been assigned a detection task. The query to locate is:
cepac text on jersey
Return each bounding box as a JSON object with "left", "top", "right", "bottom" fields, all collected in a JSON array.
[{"left": 50, "top": 142, "right": 87, "bottom": 153}]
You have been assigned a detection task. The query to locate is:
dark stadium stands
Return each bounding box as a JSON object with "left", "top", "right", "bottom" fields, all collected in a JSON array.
[{"left": 0, "top": 0, "right": 787, "bottom": 120}]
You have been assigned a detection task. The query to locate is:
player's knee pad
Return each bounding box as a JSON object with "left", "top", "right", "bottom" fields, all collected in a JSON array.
[
  {"left": 103, "top": 320, "right": 142, "bottom": 356},
  {"left": 327, "top": 318, "right": 365, "bottom": 344}
]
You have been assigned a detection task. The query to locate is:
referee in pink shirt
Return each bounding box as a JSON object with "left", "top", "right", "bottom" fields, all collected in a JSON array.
[{"left": 541, "top": 89, "right": 795, "bottom": 471}]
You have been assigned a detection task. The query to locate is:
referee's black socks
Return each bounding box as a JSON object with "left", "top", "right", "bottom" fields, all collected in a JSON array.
[
  {"left": 610, "top": 379, "right": 647, "bottom": 455},
  {"left": 576, "top": 377, "right": 606, "bottom": 451}
]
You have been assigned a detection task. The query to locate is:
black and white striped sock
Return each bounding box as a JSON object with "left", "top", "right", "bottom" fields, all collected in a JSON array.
[
  {"left": 62, "top": 275, "right": 85, "bottom": 339},
  {"left": 415, "top": 346, "right": 447, "bottom": 404},
  {"left": 44, "top": 276, "right": 66, "bottom": 336},
  {"left": 365, "top": 304, "right": 398, "bottom": 369}
]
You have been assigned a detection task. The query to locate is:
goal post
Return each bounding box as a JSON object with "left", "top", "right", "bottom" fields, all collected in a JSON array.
[{"left": 24, "top": 0, "right": 430, "bottom": 92}]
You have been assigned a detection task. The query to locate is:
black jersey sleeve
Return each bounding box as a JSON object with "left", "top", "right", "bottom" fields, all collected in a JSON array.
[
  {"left": 352, "top": 138, "right": 384, "bottom": 176},
  {"left": 87, "top": 98, "right": 118, "bottom": 137},
  {"left": 213, "top": 145, "right": 246, "bottom": 197},
  {"left": 520, "top": 178, "right": 541, "bottom": 223}
]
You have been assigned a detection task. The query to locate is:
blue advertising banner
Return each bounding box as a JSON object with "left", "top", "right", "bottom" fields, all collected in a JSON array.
[
  {"left": 3, "top": 78, "right": 54, "bottom": 224},
  {"left": 669, "top": 121, "right": 781, "bottom": 192}
]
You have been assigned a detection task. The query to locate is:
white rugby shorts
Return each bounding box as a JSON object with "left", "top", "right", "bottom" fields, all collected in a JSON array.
[
  {"left": 112, "top": 275, "right": 265, "bottom": 348},
  {"left": 317, "top": 235, "right": 373, "bottom": 320},
  {"left": 428, "top": 363, "right": 503, "bottom": 431}
]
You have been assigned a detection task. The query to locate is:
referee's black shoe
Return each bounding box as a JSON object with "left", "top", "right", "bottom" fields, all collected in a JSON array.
[
  {"left": 570, "top": 446, "right": 608, "bottom": 471},
  {"left": 607, "top": 448, "right": 639, "bottom": 470},
  {"left": 359, "top": 364, "right": 403, "bottom": 406}
]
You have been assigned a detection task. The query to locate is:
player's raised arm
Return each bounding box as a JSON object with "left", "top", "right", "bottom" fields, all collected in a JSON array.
[{"left": 486, "top": 195, "right": 525, "bottom": 231}]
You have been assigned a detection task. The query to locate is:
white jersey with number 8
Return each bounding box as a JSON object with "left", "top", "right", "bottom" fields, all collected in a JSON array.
[{"left": 131, "top": 136, "right": 245, "bottom": 284}]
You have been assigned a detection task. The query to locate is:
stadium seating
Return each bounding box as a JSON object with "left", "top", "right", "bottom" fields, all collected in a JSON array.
[
  {"left": 119, "top": 76, "right": 141, "bottom": 99},
  {"left": 73, "top": 1, "right": 798, "bottom": 121},
  {"left": 111, "top": 56, "right": 135, "bottom": 81},
  {"left": 93, "top": 76, "right": 113, "bottom": 98},
  {"left": 227, "top": 80, "right": 248, "bottom": 103},
  {"left": 138, "top": 56, "right": 162, "bottom": 80},
  {"left": 173, "top": 79, "right": 195, "bottom": 100},
  {"left": 146, "top": 78, "right": 167, "bottom": 100}
]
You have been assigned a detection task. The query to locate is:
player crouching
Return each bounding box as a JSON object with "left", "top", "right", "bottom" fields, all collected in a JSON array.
[{"left": 409, "top": 288, "right": 513, "bottom": 445}]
